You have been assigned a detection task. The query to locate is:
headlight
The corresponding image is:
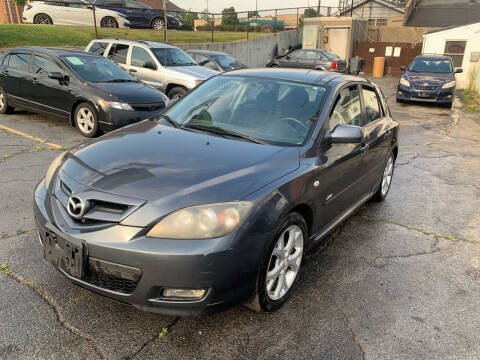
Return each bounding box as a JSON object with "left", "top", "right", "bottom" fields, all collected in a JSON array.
[
  {"left": 194, "top": 79, "right": 203, "bottom": 87},
  {"left": 45, "top": 151, "right": 67, "bottom": 190},
  {"left": 98, "top": 99, "right": 134, "bottom": 111},
  {"left": 442, "top": 80, "right": 456, "bottom": 88},
  {"left": 147, "top": 202, "right": 253, "bottom": 239},
  {"left": 399, "top": 77, "right": 410, "bottom": 87}
]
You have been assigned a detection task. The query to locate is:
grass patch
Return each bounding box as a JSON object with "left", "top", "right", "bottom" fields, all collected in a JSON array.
[
  {"left": 461, "top": 89, "right": 480, "bottom": 112},
  {"left": 0, "top": 24, "right": 268, "bottom": 48}
]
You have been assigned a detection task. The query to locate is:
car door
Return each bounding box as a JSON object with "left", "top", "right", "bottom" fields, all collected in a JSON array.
[
  {"left": 278, "top": 50, "right": 302, "bottom": 68},
  {"left": 1, "top": 52, "right": 32, "bottom": 106},
  {"left": 22, "top": 54, "right": 74, "bottom": 118},
  {"left": 107, "top": 43, "right": 130, "bottom": 71},
  {"left": 128, "top": 45, "right": 164, "bottom": 89},
  {"left": 61, "top": 0, "right": 94, "bottom": 26},
  {"left": 313, "top": 83, "right": 366, "bottom": 231},
  {"left": 122, "top": 0, "right": 148, "bottom": 27},
  {"left": 297, "top": 50, "right": 318, "bottom": 69},
  {"left": 357, "top": 84, "right": 392, "bottom": 195}
]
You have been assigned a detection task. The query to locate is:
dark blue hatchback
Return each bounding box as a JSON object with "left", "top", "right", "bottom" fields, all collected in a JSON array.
[
  {"left": 396, "top": 55, "right": 463, "bottom": 108},
  {"left": 91, "top": 0, "right": 179, "bottom": 30}
]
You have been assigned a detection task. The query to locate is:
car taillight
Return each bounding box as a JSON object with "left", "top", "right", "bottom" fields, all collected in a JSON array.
[
  {"left": 331, "top": 60, "right": 337, "bottom": 69},
  {"left": 25, "top": 4, "right": 32, "bottom": 10}
]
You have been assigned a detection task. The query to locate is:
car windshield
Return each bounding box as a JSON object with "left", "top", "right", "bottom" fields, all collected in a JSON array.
[
  {"left": 61, "top": 55, "right": 137, "bottom": 83},
  {"left": 408, "top": 59, "right": 453, "bottom": 73},
  {"left": 152, "top": 48, "right": 197, "bottom": 67},
  {"left": 321, "top": 51, "right": 340, "bottom": 60},
  {"left": 164, "top": 75, "right": 327, "bottom": 146},
  {"left": 212, "top": 54, "right": 242, "bottom": 70}
]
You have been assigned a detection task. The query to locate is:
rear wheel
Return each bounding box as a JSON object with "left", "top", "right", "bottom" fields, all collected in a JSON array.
[
  {"left": 167, "top": 86, "right": 187, "bottom": 101},
  {"left": 372, "top": 153, "right": 395, "bottom": 202},
  {"left": 245, "top": 212, "right": 306, "bottom": 312},
  {"left": 34, "top": 13, "right": 53, "bottom": 25},
  {"left": 152, "top": 17, "right": 165, "bottom": 30},
  {"left": 74, "top": 103, "right": 99, "bottom": 138},
  {"left": 0, "top": 87, "right": 13, "bottom": 114},
  {"left": 101, "top": 16, "right": 118, "bottom": 28}
]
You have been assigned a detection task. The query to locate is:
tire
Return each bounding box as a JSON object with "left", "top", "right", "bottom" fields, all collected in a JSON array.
[
  {"left": 0, "top": 87, "right": 13, "bottom": 114},
  {"left": 245, "top": 212, "right": 307, "bottom": 312},
  {"left": 372, "top": 152, "right": 395, "bottom": 202},
  {"left": 100, "top": 16, "right": 118, "bottom": 28},
  {"left": 34, "top": 13, "right": 53, "bottom": 25},
  {"left": 151, "top": 17, "right": 165, "bottom": 30},
  {"left": 74, "top": 103, "right": 99, "bottom": 138},
  {"left": 270, "top": 64, "right": 280, "bottom": 68},
  {"left": 167, "top": 86, "right": 187, "bottom": 100}
]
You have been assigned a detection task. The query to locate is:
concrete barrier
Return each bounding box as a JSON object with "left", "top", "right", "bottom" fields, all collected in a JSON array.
[{"left": 178, "top": 30, "right": 303, "bottom": 68}]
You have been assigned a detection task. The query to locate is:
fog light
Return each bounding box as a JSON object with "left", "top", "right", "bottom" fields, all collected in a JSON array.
[
  {"left": 446, "top": 94, "right": 452, "bottom": 99},
  {"left": 162, "top": 288, "right": 206, "bottom": 300},
  {"left": 398, "top": 91, "right": 403, "bottom": 95}
]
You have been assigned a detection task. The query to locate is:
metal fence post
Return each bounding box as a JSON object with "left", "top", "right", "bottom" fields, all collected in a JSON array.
[
  {"left": 247, "top": 12, "right": 249, "bottom": 40},
  {"left": 296, "top": 8, "right": 299, "bottom": 44},
  {"left": 274, "top": 9, "right": 277, "bottom": 35},
  {"left": 92, "top": 4, "right": 98, "bottom": 39},
  {"left": 211, "top": 13, "right": 214, "bottom": 43},
  {"left": 163, "top": 0, "right": 168, "bottom": 43}
]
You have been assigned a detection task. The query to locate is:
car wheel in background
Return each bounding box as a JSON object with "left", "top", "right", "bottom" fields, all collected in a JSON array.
[
  {"left": 74, "top": 103, "right": 99, "bottom": 138},
  {"left": 33, "top": 14, "right": 53, "bottom": 25},
  {"left": 167, "top": 86, "right": 187, "bottom": 100},
  {"left": 152, "top": 18, "right": 165, "bottom": 30},
  {"left": 246, "top": 212, "right": 306, "bottom": 312},
  {"left": 0, "top": 87, "right": 13, "bottom": 114},
  {"left": 101, "top": 17, "right": 119, "bottom": 28},
  {"left": 372, "top": 152, "right": 395, "bottom": 202}
]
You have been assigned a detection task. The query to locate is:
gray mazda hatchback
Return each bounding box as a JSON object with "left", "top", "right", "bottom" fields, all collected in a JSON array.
[{"left": 34, "top": 69, "right": 398, "bottom": 315}]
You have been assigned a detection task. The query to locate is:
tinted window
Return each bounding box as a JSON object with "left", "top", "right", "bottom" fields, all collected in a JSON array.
[
  {"left": 33, "top": 56, "right": 62, "bottom": 75},
  {"left": 362, "top": 86, "right": 382, "bottom": 125},
  {"left": 102, "top": 0, "right": 123, "bottom": 6},
  {"left": 107, "top": 43, "right": 129, "bottom": 64},
  {"left": 328, "top": 85, "right": 362, "bottom": 131},
  {"left": 195, "top": 54, "right": 217, "bottom": 70},
  {"left": 408, "top": 59, "right": 453, "bottom": 73},
  {"left": 212, "top": 54, "right": 242, "bottom": 71},
  {"left": 88, "top": 42, "right": 109, "bottom": 56},
  {"left": 124, "top": 0, "right": 146, "bottom": 8},
  {"left": 131, "top": 46, "right": 155, "bottom": 67},
  {"left": 288, "top": 50, "right": 304, "bottom": 59},
  {"left": 8, "top": 53, "right": 31, "bottom": 71},
  {"left": 320, "top": 50, "right": 340, "bottom": 60},
  {"left": 165, "top": 76, "right": 326, "bottom": 146},
  {"left": 152, "top": 48, "right": 196, "bottom": 67},
  {"left": 62, "top": 55, "right": 136, "bottom": 83}
]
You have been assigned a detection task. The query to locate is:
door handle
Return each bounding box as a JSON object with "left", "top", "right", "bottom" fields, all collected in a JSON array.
[{"left": 129, "top": 69, "right": 137, "bottom": 73}]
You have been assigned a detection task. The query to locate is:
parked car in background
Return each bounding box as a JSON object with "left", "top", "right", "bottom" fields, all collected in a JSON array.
[
  {"left": 0, "top": 47, "right": 168, "bottom": 137},
  {"left": 34, "top": 69, "right": 398, "bottom": 316},
  {"left": 187, "top": 50, "right": 247, "bottom": 72},
  {"left": 396, "top": 55, "right": 462, "bottom": 108},
  {"left": 23, "top": 0, "right": 130, "bottom": 28},
  {"left": 85, "top": 39, "right": 219, "bottom": 99},
  {"left": 267, "top": 49, "right": 346, "bottom": 73},
  {"left": 90, "top": 0, "right": 179, "bottom": 30}
]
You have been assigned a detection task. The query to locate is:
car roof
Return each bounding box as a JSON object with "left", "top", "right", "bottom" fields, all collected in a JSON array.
[
  {"left": 221, "top": 68, "right": 369, "bottom": 87},
  {"left": 5, "top": 46, "right": 94, "bottom": 57},
  {"left": 186, "top": 50, "right": 228, "bottom": 56},
  {"left": 93, "top": 38, "right": 177, "bottom": 49},
  {"left": 414, "top": 55, "right": 452, "bottom": 61}
]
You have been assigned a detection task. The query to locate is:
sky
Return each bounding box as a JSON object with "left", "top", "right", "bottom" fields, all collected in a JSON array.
[{"left": 174, "top": 0, "right": 339, "bottom": 13}]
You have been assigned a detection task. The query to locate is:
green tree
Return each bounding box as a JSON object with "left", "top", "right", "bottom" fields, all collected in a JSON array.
[
  {"left": 248, "top": 10, "right": 260, "bottom": 18},
  {"left": 221, "top": 7, "right": 239, "bottom": 26},
  {"left": 183, "top": 11, "right": 199, "bottom": 28},
  {"left": 299, "top": 7, "right": 319, "bottom": 27}
]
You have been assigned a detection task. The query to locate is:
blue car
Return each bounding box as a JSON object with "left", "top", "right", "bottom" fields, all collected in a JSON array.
[
  {"left": 91, "top": 0, "right": 180, "bottom": 30},
  {"left": 396, "top": 55, "right": 463, "bottom": 108}
]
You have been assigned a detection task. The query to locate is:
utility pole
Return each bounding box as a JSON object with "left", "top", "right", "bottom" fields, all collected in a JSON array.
[
  {"left": 317, "top": 0, "right": 321, "bottom": 16},
  {"left": 163, "top": 0, "right": 168, "bottom": 43}
]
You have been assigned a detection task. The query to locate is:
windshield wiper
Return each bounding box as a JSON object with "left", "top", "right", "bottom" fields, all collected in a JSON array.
[
  {"left": 181, "top": 123, "right": 265, "bottom": 144},
  {"left": 158, "top": 114, "right": 179, "bottom": 128}
]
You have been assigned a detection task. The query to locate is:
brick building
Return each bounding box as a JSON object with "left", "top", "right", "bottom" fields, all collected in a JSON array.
[{"left": 1, "top": 0, "right": 23, "bottom": 24}]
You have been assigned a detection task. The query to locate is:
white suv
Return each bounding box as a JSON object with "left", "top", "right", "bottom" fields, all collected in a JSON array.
[{"left": 85, "top": 39, "right": 219, "bottom": 99}]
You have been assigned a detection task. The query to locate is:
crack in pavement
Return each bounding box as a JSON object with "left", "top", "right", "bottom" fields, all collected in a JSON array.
[
  {"left": 0, "top": 264, "right": 106, "bottom": 359},
  {"left": 123, "top": 317, "right": 180, "bottom": 360},
  {"left": 1, "top": 228, "right": 35, "bottom": 240},
  {"left": 338, "top": 308, "right": 366, "bottom": 360}
]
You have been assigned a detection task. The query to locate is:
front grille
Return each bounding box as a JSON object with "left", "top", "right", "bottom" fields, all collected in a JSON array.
[
  {"left": 84, "top": 257, "right": 142, "bottom": 295},
  {"left": 414, "top": 85, "right": 437, "bottom": 90},
  {"left": 130, "top": 102, "right": 165, "bottom": 112}
]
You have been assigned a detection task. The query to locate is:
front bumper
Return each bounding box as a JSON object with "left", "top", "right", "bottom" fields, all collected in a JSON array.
[
  {"left": 396, "top": 83, "right": 454, "bottom": 104},
  {"left": 33, "top": 180, "right": 260, "bottom": 316},
  {"left": 97, "top": 106, "right": 165, "bottom": 132}
]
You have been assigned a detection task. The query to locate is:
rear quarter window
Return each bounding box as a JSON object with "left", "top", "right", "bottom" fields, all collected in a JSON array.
[{"left": 88, "top": 42, "right": 109, "bottom": 56}]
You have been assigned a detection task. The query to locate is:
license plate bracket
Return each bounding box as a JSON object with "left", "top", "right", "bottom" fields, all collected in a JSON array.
[{"left": 43, "top": 231, "right": 87, "bottom": 279}]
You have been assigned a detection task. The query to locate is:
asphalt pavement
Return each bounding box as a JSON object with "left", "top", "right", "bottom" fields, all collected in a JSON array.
[{"left": 0, "top": 77, "right": 479, "bottom": 360}]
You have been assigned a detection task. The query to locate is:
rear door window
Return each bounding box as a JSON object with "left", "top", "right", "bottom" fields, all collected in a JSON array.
[
  {"left": 107, "top": 43, "right": 129, "bottom": 64},
  {"left": 88, "top": 42, "right": 109, "bottom": 56},
  {"left": 361, "top": 85, "right": 383, "bottom": 125},
  {"left": 8, "top": 53, "right": 31, "bottom": 72}
]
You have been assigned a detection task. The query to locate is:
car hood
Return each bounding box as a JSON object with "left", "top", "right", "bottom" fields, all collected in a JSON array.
[
  {"left": 168, "top": 65, "right": 218, "bottom": 80},
  {"left": 87, "top": 82, "right": 166, "bottom": 103},
  {"left": 60, "top": 120, "right": 300, "bottom": 227},
  {"left": 406, "top": 71, "right": 453, "bottom": 84}
]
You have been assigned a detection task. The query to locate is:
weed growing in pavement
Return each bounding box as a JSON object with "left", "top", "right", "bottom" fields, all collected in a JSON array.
[{"left": 158, "top": 328, "right": 169, "bottom": 339}]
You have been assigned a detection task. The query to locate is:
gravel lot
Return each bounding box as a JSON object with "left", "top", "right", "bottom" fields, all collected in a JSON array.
[{"left": 0, "top": 76, "right": 479, "bottom": 360}]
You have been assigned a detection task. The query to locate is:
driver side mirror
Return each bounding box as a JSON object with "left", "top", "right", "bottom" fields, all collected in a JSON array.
[
  {"left": 48, "top": 72, "right": 68, "bottom": 82},
  {"left": 144, "top": 61, "right": 157, "bottom": 70},
  {"left": 400, "top": 66, "right": 406, "bottom": 71},
  {"left": 329, "top": 124, "right": 363, "bottom": 144}
]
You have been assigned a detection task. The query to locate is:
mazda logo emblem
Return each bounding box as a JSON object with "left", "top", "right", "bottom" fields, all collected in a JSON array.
[{"left": 67, "top": 195, "right": 88, "bottom": 220}]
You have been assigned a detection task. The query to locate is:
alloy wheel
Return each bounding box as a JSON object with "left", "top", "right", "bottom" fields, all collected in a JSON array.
[
  {"left": 35, "top": 14, "right": 52, "bottom": 24},
  {"left": 102, "top": 17, "right": 118, "bottom": 28},
  {"left": 381, "top": 156, "right": 394, "bottom": 196},
  {"left": 153, "top": 19, "right": 165, "bottom": 30},
  {"left": 76, "top": 108, "right": 95, "bottom": 135},
  {"left": 266, "top": 225, "right": 304, "bottom": 301},
  {"left": 0, "top": 92, "right": 4, "bottom": 111}
]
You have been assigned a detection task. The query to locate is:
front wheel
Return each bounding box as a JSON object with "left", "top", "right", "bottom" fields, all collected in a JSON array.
[
  {"left": 34, "top": 13, "right": 53, "bottom": 25},
  {"left": 245, "top": 212, "right": 306, "bottom": 312},
  {"left": 101, "top": 16, "right": 118, "bottom": 28},
  {"left": 152, "top": 18, "right": 165, "bottom": 30},
  {"left": 372, "top": 153, "right": 395, "bottom": 202},
  {"left": 0, "top": 87, "right": 13, "bottom": 114},
  {"left": 167, "top": 86, "right": 187, "bottom": 100},
  {"left": 74, "top": 103, "right": 99, "bottom": 138}
]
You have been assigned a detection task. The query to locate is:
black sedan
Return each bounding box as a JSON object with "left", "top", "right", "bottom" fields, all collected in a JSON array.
[
  {"left": 34, "top": 69, "right": 398, "bottom": 315},
  {"left": 0, "top": 47, "right": 169, "bottom": 137},
  {"left": 91, "top": 0, "right": 179, "bottom": 30},
  {"left": 396, "top": 55, "right": 462, "bottom": 108},
  {"left": 187, "top": 50, "right": 247, "bottom": 72},
  {"left": 267, "top": 49, "right": 347, "bottom": 73}
]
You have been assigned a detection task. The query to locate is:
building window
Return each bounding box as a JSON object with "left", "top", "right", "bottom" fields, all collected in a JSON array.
[
  {"left": 376, "top": 18, "right": 387, "bottom": 26},
  {"left": 444, "top": 41, "right": 466, "bottom": 67}
]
